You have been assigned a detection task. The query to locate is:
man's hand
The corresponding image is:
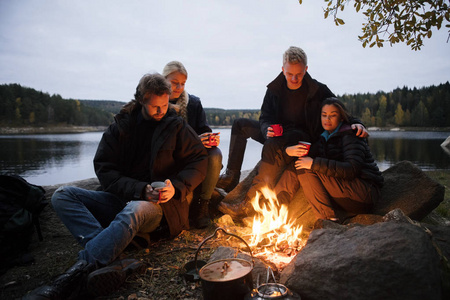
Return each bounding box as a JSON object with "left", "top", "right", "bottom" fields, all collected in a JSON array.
[
  {"left": 352, "top": 124, "right": 369, "bottom": 138},
  {"left": 144, "top": 179, "right": 175, "bottom": 204}
]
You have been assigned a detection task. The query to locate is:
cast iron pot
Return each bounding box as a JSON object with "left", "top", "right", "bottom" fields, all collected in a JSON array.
[{"left": 194, "top": 227, "right": 254, "bottom": 300}]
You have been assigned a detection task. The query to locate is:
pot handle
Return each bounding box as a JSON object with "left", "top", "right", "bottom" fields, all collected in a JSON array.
[{"left": 194, "top": 227, "right": 254, "bottom": 270}]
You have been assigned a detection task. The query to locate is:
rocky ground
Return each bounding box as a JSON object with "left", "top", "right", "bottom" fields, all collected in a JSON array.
[{"left": 1, "top": 170, "right": 449, "bottom": 300}]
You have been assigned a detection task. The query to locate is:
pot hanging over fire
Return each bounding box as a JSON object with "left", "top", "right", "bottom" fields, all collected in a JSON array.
[{"left": 194, "top": 227, "right": 255, "bottom": 300}]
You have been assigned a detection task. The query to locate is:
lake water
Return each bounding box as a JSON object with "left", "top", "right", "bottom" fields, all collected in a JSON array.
[{"left": 1, "top": 128, "right": 449, "bottom": 186}]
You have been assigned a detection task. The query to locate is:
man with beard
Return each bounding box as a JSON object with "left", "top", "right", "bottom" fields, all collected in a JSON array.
[{"left": 24, "top": 73, "right": 208, "bottom": 299}]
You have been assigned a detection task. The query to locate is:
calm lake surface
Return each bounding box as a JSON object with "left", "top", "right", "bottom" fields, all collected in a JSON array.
[{"left": 1, "top": 128, "right": 449, "bottom": 186}]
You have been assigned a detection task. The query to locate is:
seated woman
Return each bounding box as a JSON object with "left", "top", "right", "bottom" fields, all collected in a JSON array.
[
  {"left": 162, "top": 61, "right": 222, "bottom": 229},
  {"left": 292, "top": 97, "right": 383, "bottom": 223}
]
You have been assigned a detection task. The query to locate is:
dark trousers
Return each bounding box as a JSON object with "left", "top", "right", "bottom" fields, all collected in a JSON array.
[
  {"left": 227, "top": 118, "right": 265, "bottom": 171},
  {"left": 246, "top": 129, "right": 309, "bottom": 201},
  {"left": 297, "top": 169, "right": 379, "bottom": 220},
  {"left": 198, "top": 147, "right": 222, "bottom": 200}
]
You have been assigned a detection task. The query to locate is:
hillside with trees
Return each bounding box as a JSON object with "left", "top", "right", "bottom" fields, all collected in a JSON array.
[
  {"left": 341, "top": 82, "right": 450, "bottom": 127},
  {"left": 1, "top": 82, "right": 449, "bottom": 128},
  {"left": 0, "top": 84, "right": 113, "bottom": 127}
]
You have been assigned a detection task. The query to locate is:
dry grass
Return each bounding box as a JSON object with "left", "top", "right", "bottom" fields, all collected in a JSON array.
[{"left": 423, "top": 170, "right": 450, "bottom": 223}]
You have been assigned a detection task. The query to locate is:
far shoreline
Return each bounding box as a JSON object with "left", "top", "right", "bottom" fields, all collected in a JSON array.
[
  {"left": 0, "top": 126, "right": 108, "bottom": 135},
  {"left": 1, "top": 125, "right": 450, "bottom": 135}
]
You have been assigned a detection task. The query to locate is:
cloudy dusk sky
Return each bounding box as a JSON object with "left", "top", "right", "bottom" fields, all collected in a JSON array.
[{"left": 1, "top": 0, "right": 448, "bottom": 109}]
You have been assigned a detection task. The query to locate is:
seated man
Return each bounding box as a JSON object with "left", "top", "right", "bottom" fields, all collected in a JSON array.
[{"left": 24, "top": 73, "right": 208, "bottom": 300}]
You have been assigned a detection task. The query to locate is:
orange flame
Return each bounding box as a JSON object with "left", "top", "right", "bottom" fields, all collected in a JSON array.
[{"left": 249, "top": 187, "right": 303, "bottom": 253}]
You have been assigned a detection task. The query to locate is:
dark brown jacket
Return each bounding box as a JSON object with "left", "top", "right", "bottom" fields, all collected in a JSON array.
[{"left": 93, "top": 101, "right": 208, "bottom": 236}]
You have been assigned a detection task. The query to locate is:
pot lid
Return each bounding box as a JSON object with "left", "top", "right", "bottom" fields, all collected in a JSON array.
[{"left": 199, "top": 258, "right": 253, "bottom": 282}]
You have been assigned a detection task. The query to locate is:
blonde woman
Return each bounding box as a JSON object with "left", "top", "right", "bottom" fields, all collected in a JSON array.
[{"left": 163, "top": 61, "right": 222, "bottom": 228}]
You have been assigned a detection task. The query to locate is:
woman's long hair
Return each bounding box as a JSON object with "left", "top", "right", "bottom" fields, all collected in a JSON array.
[
  {"left": 162, "top": 61, "right": 189, "bottom": 121},
  {"left": 322, "top": 97, "right": 350, "bottom": 123}
]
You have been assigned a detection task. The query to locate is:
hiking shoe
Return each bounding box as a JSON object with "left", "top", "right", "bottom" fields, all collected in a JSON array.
[
  {"left": 190, "top": 198, "right": 211, "bottom": 229},
  {"left": 22, "top": 260, "right": 93, "bottom": 300},
  {"left": 313, "top": 219, "right": 342, "bottom": 230},
  {"left": 216, "top": 169, "right": 240, "bottom": 192},
  {"left": 217, "top": 198, "right": 255, "bottom": 221},
  {"left": 86, "top": 258, "right": 147, "bottom": 297}
]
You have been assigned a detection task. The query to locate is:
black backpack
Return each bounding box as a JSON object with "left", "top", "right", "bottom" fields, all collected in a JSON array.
[{"left": 0, "top": 175, "right": 48, "bottom": 274}]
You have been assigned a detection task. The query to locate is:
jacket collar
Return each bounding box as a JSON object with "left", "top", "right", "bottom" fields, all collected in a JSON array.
[
  {"left": 267, "top": 71, "right": 319, "bottom": 99},
  {"left": 321, "top": 122, "right": 343, "bottom": 141},
  {"left": 321, "top": 122, "right": 353, "bottom": 141}
]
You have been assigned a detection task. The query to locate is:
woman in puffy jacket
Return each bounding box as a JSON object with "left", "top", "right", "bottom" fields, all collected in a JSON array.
[
  {"left": 162, "top": 61, "right": 222, "bottom": 229},
  {"left": 292, "top": 97, "right": 383, "bottom": 223}
]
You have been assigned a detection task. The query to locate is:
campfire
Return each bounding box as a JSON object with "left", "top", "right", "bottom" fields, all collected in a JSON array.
[{"left": 245, "top": 187, "right": 306, "bottom": 270}]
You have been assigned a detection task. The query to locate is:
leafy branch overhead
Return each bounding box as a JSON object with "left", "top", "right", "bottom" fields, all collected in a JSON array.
[{"left": 299, "top": 0, "right": 450, "bottom": 50}]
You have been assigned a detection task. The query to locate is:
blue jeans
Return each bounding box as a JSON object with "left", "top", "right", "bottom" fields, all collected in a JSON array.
[{"left": 51, "top": 186, "right": 162, "bottom": 266}]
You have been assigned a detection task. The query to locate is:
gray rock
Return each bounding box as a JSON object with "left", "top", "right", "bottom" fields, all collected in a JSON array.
[
  {"left": 43, "top": 177, "right": 101, "bottom": 198},
  {"left": 375, "top": 160, "right": 445, "bottom": 220},
  {"left": 441, "top": 136, "right": 450, "bottom": 148},
  {"left": 279, "top": 218, "right": 446, "bottom": 300}
]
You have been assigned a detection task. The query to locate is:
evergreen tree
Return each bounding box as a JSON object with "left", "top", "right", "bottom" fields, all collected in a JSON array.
[{"left": 394, "top": 103, "right": 404, "bottom": 126}]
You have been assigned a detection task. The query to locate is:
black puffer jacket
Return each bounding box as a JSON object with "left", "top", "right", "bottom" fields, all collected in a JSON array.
[
  {"left": 93, "top": 101, "right": 208, "bottom": 236},
  {"left": 260, "top": 71, "right": 335, "bottom": 143},
  {"left": 186, "top": 94, "right": 212, "bottom": 135},
  {"left": 311, "top": 123, "right": 383, "bottom": 188}
]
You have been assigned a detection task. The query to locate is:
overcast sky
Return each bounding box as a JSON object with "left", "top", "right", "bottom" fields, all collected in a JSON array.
[{"left": 1, "top": 0, "right": 449, "bottom": 109}]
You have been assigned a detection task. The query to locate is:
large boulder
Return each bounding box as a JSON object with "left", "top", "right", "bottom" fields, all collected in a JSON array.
[
  {"left": 218, "top": 160, "right": 445, "bottom": 229},
  {"left": 441, "top": 135, "right": 450, "bottom": 148},
  {"left": 44, "top": 178, "right": 101, "bottom": 198},
  {"left": 279, "top": 211, "right": 450, "bottom": 300},
  {"left": 374, "top": 160, "right": 445, "bottom": 220}
]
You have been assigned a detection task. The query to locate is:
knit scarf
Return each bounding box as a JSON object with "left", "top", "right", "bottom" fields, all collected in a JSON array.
[{"left": 170, "top": 90, "right": 189, "bottom": 122}]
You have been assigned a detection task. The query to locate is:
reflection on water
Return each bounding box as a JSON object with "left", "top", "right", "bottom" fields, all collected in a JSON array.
[
  {"left": 0, "top": 130, "right": 449, "bottom": 185},
  {"left": 0, "top": 133, "right": 101, "bottom": 185},
  {"left": 369, "top": 131, "right": 450, "bottom": 171}
]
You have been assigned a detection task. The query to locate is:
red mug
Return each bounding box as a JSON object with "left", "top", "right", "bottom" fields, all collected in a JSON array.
[
  {"left": 298, "top": 141, "right": 311, "bottom": 156},
  {"left": 271, "top": 124, "right": 283, "bottom": 137}
]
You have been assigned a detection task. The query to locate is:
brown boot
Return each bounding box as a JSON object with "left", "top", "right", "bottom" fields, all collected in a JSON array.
[
  {"left": 218, "top": 197, "right": 255, "bottom": 221},
  {"left": 216, "top": 169, "right": 240, "bottom": 192},
  {"left": 23, "top": 260, "right": 94, "bottom": 300},
  {"left": 86, "top": 258, "right": 147, "bottom": 298},
  {"left": 190, "top": 198, "right": 211, "bottom": 229}
]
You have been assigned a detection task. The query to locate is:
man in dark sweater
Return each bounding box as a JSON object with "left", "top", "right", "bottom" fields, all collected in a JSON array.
[
  {"left": 24, "top": 73, "right": 208, "bottom": 300},
  {"left": 218, "top": 46, "right": 367, "bottom": 219}
]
